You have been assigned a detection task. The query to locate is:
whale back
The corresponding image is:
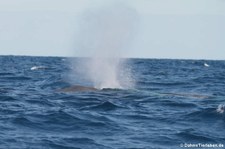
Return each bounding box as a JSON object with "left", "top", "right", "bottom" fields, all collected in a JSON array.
[{"left": 58, "top": 85, "right": 98, "bottom": 92}]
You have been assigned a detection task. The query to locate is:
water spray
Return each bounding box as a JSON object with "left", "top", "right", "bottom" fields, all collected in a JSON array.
[{"left": 73, "top": 2, "right": 138, "bottom": 89}]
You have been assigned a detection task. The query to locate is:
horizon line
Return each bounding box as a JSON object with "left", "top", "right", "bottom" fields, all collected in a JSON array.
[{"left": 0, "top": 54, "right": 224, "bottom": 61}]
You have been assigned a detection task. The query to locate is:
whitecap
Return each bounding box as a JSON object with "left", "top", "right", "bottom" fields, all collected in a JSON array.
[
  {"left": 30, "top": 66, "right": 47, "bottom": 70},
  {"left": 204, "top": 63, "right": 210, "bottom": 67},
  {"left": 216, "top": 104, "right": 224, "bottom": 114}
]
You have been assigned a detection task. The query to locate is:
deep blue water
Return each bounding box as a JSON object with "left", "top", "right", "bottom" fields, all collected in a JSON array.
[{"left": 0, "top": 56, "right": 225, "bottom": 149}]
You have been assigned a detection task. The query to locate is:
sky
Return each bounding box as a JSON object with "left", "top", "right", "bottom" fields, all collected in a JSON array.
[{"left": 0, "top": 0, "right": 224, "bottom": 59}]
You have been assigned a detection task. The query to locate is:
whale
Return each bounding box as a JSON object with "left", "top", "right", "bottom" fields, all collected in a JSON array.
[
  {"left": 160, "top": 92, "right": 210, "bottom": 99},
  {"left": 58, "top": 85, "right": 99, "bottom": 92},
  {"left": 58, "top": 85, "right": 210, "bottom": 99}
]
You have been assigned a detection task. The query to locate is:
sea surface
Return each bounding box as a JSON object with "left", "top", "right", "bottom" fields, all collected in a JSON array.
[{"left": 0, "top": 56, "right": 225, "bottom": 149}]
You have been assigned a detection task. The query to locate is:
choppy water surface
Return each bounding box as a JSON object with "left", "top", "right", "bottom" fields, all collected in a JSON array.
[{"left": 0, "top": 56, "right": 224, "bottom": 149}]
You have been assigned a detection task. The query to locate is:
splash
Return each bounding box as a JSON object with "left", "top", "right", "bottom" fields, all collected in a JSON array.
[
  {"left": 73, "top": 2, "right": 138, "bottom": 89},
  {"left": 30, "top": 66, "right": 47, "bottom": 70},
  {"left": 216, "top": 104, "right": 224, "bottom": 114}
]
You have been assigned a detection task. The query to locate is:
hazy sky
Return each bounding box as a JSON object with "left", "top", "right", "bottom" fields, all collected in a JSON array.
[{"left": 0, "top": 0, "right": 224, "bottom": 59}]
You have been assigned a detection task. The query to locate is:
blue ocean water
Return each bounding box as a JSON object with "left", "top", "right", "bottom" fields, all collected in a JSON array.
[{"left": 0, "top": 56, "right": 224, "bottom": 149}]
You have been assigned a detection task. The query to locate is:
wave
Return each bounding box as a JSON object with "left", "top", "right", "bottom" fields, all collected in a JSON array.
[
  {"left": 0, "top": 95, "right": 17, "bottom": 102},
  {"left": 81, "top": 101, "right": 121, "bottom": 111},
  {"left": 0, "top": 76, "right": 31, "bottom": 81},
  {"left": 30, "top": 66, "right": 47, "bottom": 70},
  {"left": 160, "top": 100, "right": 198, "bottom": 108},
  {"left": 185, "top": 107, "right": 225, "bottom": 121},
  {"left": 176, "top": 129, "right": 217, "bottom": 143},
  {"left": 0, "top": 72, "right": 14, "bottom": 76},
  {"left": 216, "top": 104, "right": 225, "bottom": 114}
]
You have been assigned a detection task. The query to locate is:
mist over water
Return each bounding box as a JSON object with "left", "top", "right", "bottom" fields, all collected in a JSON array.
[{"left": 73, "top": 3, "right": 139, "bottom": 89}]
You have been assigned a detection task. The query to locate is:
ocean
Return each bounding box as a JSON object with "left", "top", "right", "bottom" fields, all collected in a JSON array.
[{"left": 0, "top": 56, "right": 224, "bottom": 149}]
